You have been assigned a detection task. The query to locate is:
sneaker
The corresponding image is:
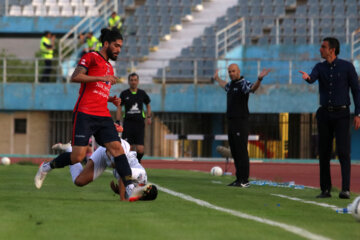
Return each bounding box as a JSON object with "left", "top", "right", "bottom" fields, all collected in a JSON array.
[
  {"left": 240, "top": 182, "right": 250, "bottom": 188},
  {"left": 316, "top": 190, "right": 331, "bottom": 198},
  {"left": 129, "top": 184, "right": 158, "bottom": 202},
  {"left": 339, "top": 191, "right": 350, "bottom": 199},
  {"left": 51, "top": 142, "right": 71, "bottom": 151},
  {"left": 34, "top": 162, "right": 49, "bottom": 189},
  {"left": 227, "top": 180, "right": 240, "bottom": 187}
]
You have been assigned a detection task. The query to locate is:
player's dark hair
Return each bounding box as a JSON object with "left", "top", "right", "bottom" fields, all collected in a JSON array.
[
  {"left": 99, "top": 28, "right": 123, "bottom": 45},
  {"left": 323, "top": 37, "right": 340, "bottom": 56},
  {"left": 128, "top": 72, "right": 139, "bottom": 81},
  {"left": 44, "top": 31, "right": 50, "bottom": 36}
]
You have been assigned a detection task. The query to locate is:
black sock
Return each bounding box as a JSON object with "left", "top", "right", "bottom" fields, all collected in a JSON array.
[
  {"left": 114, "top": 154, "right": 132, "bottom": 186},
  {"left": 137, "top": 153, "right": 144, "bottom": 163},
  {"left": 49, "top": 152, "right": 72, "bottom": 169}
]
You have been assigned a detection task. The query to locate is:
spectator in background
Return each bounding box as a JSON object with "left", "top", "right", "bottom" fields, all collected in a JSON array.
[
  {"left": 299, "top": 37, "right": 360, "bottom": 199},
  {"left": 40, "top": 31, "right": 55, "bottom": 82},
  {"left": 108, "top": 12, "right": 122, "bottom": 32},
  {"left": 116, "top": 73, "right": 151, "bottom": 163},
  {"left": 79, "top": 32, "right": 102, "bottom": 56}
]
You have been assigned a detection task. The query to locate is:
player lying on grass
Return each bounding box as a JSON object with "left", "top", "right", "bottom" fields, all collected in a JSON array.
[{"left": 52, "top": 124, "right": 157, "bottom": 201}]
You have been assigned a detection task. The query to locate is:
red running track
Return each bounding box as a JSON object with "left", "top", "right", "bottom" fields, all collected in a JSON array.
[
  {"left": 142, "top": 160, "right": 360, "bottom": 193},
  {"left": 9, "top": 157, "right": 360, "bottom": 193}
]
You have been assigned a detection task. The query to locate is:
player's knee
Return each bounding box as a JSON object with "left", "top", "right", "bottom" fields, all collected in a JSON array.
[{"left": 71, "top": 154, "right": 86, "bottom": 164}]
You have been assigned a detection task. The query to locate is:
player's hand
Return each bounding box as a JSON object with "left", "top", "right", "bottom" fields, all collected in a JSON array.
[
  {"left": 110, "top": 180, "right": 120, "bottom": 194},
  {"left": 213, "top": 69, "right": 219, "bottom": 80},
  {"left": 354, "top": 116, "right": 360, "bottom": 130},
  {"left": 103, "top": 75, "right": 118, "bottom": 85},
  {"left": 114, "top": 122, "right": 123, "bottom": 132},
  {"left": 258, "top": 68, "right": 271, "bottom": 79},
  {"left": 299, "top": 71, "right": 310, "bottom": 81},
  {"left": 108, "top": 95, "right": 121, "bottom": 107},
  {"left": 146, "top": 117, "right": 152, "bottom": 125}
]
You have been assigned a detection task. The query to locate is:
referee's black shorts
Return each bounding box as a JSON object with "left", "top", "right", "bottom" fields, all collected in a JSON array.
[
  {"left": 72, "top": 111, "right": 119, "bottom": 146},
  {"left": 122, "top": 120, "right": 145, "bottom": 145}
]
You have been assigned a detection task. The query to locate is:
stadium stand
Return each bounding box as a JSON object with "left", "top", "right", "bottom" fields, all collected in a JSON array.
[
  {"left": 146, "top": 0, "right": 360, "bottom": 83},
  {"left": 1, "top": 0, "right": 360, "bottom": 84}
]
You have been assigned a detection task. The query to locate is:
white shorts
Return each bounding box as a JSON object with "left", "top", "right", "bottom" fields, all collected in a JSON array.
[{"left": 90, "top": 146, "right": 147, "bottom": 185}]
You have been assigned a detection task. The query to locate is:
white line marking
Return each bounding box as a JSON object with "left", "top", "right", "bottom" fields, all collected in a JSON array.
[
  {"left": 157, "top": 185, "right": 331, "bottom": 240},
  {"left": 271, "top": 194, "right": 339, "bottom": 210},
  {"left": 105, "top": 170, "right": 330, "bottom": 239}
]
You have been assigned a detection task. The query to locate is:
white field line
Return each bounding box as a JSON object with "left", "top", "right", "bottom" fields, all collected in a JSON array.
[
  {"left": 271, "top": 194, "right": 339, "bottom": 210},
  {"left": 156, "top": 185, "right": 331, "bottom": 240},
  {"left": 104, "top": 170, "right": 330, "bottom": 240}
]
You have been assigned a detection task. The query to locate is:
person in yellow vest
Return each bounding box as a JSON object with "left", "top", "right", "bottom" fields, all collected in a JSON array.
[
  {"left": 108, "top": 12, "right": 122, "bottom": 32},
  {"left": 40, "top": 31, "right": 55, "bottom": 82},
  {"left": 80, "top": 32, "right": 101, "bottom": 55}
]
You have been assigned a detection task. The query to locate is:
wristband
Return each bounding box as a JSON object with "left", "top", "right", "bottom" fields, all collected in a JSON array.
[
  {"left": 115, "top": 120, "right": 121, "bottom": 125},
  {"left": 258, "top": 77, "right": 263, "bottom": 81}
]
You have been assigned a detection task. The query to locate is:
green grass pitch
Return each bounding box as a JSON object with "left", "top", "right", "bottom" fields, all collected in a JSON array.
[{"left": 0, "top": 164, "right": 359, "bottom": 240}]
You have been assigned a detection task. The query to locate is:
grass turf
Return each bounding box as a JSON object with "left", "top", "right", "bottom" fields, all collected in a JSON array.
[{"left": 0, "top": 164, "right": 359, "bottom": 240}]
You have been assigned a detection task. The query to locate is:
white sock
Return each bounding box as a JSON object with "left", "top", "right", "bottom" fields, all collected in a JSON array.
[
  {"left": 69, "top": 163, "right": 83, "bottom": 183},
  {"left": 65, "top": 146, "right": 72, "bottom": 152},
  {"left": 42, "top": 162, "right": 52, "bottom": 172}
]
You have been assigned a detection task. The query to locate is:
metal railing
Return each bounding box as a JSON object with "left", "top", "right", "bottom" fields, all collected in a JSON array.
[
  {"left": 0, "top": 57, "right": 61, "bottom": 83},
  {"left": 351, "top": 28, "right": 360, "bottom": 60},
  {"left": 58, "top": 0, "right": 117, "bottom": 63},
  {"left": 216, "top": 18, "right": 245, "bottom": 58},
  {"left": 0, "top": 56, "right": 335, "bottom": 85}
]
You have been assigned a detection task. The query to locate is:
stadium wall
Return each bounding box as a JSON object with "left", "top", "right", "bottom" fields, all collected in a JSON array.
[
  {"left": 0, "top": 17, "right": 81, "bottom": 34},
  {"left": 0, "top": 83, "right": 322, "bottom": 113},
  {"left": 0, "top": 111, "right": 49, "bottom": 155}
]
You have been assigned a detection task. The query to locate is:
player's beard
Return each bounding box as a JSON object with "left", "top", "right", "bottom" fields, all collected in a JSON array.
[{"left": 107, "top": 47, "right": 118, "bottom": 61}]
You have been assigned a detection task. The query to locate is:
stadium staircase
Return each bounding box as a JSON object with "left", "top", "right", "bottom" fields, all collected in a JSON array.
[
  {"left": 131, "top": 0, "right": 239, "bottom": 83},
  {"left": 147, "top": 0, "right": 360, "bottom": 84}
]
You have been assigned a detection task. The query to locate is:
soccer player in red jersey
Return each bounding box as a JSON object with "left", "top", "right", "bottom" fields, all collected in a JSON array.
[{"left": 35, "top": 28, "right": 135, "bottom": 197}]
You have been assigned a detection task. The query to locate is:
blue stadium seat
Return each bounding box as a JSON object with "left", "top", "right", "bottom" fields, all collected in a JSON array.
[
  {"left": 273, "top": 5, "right": 285, "bottom": 15},
  {"left": 171, "top": 15, "right": 182, "bottom": 25},
  {"left": 150, "top": 36, "right": 159, "bottom": 47},
  {"left": 345, "top": 4, "right": 358, "bottom": 17}
]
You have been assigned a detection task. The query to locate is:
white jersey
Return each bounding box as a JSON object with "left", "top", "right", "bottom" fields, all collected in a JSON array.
[{"left": 90, "top": 139, "right": 147, "bottom": 185}]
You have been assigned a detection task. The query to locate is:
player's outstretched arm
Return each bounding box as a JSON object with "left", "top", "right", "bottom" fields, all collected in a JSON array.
[
  {"left": 71, "top": 66, "right": 118, "bottom": 84},
  {"left": 299, "top": 70, "right": 310, "bottom": 82},
  {"left": 110, "top": 179, "right": 127, "bottom": 201},
  {"left": 213, "top": 69, "right": 227, "bottom": 88},
  {"left": 251, "top": 68, "right": 271, "bottom": 92}
]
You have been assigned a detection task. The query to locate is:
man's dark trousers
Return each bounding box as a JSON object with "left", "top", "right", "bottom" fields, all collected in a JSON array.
[
  {"left": 316, "top": 106, "right": 351, "bottom": 192},
  {"left": 228, "top": 118, "right": 249, "bottom": 183}
]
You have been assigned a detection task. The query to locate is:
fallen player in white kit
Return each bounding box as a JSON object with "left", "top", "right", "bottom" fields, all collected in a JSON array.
[{"left": 53, "top": 138, "right": 157, "bottom": 201}]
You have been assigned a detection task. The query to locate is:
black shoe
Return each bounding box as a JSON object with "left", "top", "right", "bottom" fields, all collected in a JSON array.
[
  {"left": 339, "top": 191, "right": 350, "bottom": 199},
  {"left": 316, "top": 191, "right": 331, "bottom": 198},
  {"left": 227, "top": 180, "right": 240, "bottom": 187}
]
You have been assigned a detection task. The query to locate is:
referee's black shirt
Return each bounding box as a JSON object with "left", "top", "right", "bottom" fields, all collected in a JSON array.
[{"left": 120, "top": 89, "right": 151, "bottom": 122}]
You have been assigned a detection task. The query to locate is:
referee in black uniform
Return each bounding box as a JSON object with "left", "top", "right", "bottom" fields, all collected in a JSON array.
[
  {"left": 299, "top": 37, "right": 360, "bottom": 199},
  {"left": 214, "top": 64, "right": 270, "bottom": 187},
  {"left": 116, "top": 72, "right": 151, "bottom": 162}
]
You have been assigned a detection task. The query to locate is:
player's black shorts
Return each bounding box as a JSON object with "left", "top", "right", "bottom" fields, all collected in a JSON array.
[
  {"left": 72, "top": 111, "right": 119, "bottom": 146},
  {"left": 122, "top": 120, "right": 145, "bottom": 145}
]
